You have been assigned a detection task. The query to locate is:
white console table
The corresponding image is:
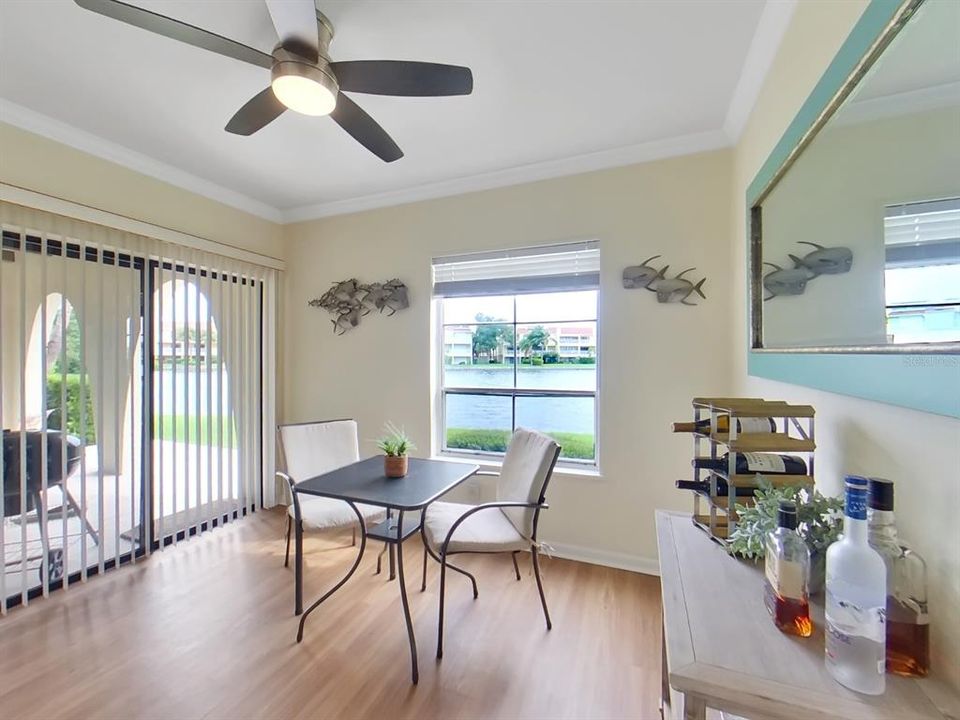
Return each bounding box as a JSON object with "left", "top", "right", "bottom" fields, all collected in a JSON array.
[{"left": 655, "top": 510, "right": 959, "bottom": 720}]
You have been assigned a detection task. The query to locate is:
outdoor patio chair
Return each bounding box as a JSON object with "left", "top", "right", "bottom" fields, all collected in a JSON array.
[{"left": 420, "top": 427, "right": 561, "bottom": 658}]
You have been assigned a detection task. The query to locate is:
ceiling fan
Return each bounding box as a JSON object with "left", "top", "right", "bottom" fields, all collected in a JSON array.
[{"left": 73, "top": 0, "right": 474, "bottom": 162}]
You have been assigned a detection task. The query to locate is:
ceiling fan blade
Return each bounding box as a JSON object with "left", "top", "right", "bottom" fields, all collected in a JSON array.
[
  {"left": 264, "top": 0, "right": 319, "bottom": 60},
  {"left": 330, "top": 61, "right": 473, "bottom": 97},
  {"left": 225, "top": 88, "right": 286, "bottom": 136},
  {"left": 330, "top": 94, "right": 403, "bottom": 163},
  {"left": 73, "top": 0, "right": 273, "bottom": 69}
]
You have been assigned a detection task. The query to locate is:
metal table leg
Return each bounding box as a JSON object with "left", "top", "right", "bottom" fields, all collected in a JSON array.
[
  {"left": 395, "top": 510, "right": 419, "bottom": 684},
  {"left": 296, "top": 501, "right": 368, "bottom": 643}
]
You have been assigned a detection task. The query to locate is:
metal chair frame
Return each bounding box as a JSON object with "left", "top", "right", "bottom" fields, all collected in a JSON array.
[{"left": 420, "top": 447, "right": 561, "bottom": 659}]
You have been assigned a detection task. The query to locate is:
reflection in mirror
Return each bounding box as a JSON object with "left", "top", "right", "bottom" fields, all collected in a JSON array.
[
  {"left": 884, "top": 198, "right": 960, "bottom": 344},
  {"left": 756, "top": 0, "right": 960, "bottom": 351}
]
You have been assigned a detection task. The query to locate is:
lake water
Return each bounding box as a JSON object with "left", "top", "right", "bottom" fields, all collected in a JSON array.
[
  {"left": 153, "top": 365, "right": 597, "bottom": 437},
  {"left": 444, "top": 366, "right": 596, "bottom": 435}
]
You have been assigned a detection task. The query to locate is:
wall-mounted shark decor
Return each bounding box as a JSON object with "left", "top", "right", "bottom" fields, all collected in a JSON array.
[
  {"left": 762, "top": 262, "right": 811, "bottom": 300},
  {"left": 308, "top": 278, "right": 409, "bottom": 335},
  {"left": 622, "top": 255, "right": 669, "bottom": 290}
]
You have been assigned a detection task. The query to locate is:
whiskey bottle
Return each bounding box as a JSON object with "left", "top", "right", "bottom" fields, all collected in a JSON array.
[
  {"left": 867, "top": 477, "right": 929, "bottom": 677},
  {"left": 692, "top": 452, "right": 808, "bottom": 476},
  {"left": 764, "top": 500, "right": 812, "bottom": 637},
  {"left": 825, "top": 475, "right": 886, "bottom": 695},
  {"left": 671, "top": 415, "right": 776, "bottom": 434}
]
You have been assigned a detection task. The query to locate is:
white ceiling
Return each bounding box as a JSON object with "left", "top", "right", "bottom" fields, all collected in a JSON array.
[{"left": 0, "top": 0, "right": 794, "bottom": 221}]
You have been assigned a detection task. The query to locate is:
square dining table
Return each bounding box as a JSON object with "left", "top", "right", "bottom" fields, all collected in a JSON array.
[{"left": 292, "top": 456, "right": 479, "bottom": 684}]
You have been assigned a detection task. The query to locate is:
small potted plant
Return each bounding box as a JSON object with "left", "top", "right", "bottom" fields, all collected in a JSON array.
[
  {"left": 377, "top": 422, "right": 415, "bottom": 478},
  {"left": 727, "top": 477, "right": 844, "bottom": 593}
]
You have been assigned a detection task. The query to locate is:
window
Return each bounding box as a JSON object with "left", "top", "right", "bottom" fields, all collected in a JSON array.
[
  {"left": 433, "top": 242, "right": 599, "bottom": 465},
  {"left": 884, "top": 199, "right": 960, "bottom": 344}
]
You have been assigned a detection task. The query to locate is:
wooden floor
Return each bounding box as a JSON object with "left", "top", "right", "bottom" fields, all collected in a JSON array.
[{"left": 0, "top": 509, "right": 663, "bottom": 719}]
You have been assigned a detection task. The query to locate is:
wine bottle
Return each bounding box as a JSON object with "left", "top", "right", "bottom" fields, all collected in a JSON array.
[
  {"left": 764, "top": 500, "right": 812, "bottom": 637},
  {"left": 671, "top": 415, "right": 776, "bottom": 434},
  {"left": 825, "top": 475, "right": 887, "bottom": 695},
  {"left": 692, "top": 452, "right": 808, "bottom": 476},
  {"left": 674, "top": 479, "right": 756, "bottom": 497},
  {"left": 867, "top": 477, "right": 929, "bottom": 678}
]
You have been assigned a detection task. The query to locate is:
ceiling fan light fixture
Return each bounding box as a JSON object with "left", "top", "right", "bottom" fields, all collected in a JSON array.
[{"left": 271, "top": 58, "right": 338, "bottom": 116}]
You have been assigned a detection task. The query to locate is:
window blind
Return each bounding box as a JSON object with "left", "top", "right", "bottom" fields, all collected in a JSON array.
[
  {"left": 432, "top": 240, "right": 599, "bottom": 297},
  {"left": 885, "top": 199, "right": 960, "bottom": 267}
]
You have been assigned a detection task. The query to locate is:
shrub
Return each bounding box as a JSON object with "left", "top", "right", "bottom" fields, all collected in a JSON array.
[
  {"left": 46, "top": 374, "right": 96, "bottom": 444},
  {"left": 531, "top": 356, "right": 544, "bottom": 366},
  {"left": 577, "top": 357, "right": 596, "bottom": 365},
  {"left": 543, "top": 352, "right": 559, "bottom": 364},
  {"left": 445, "top": 428, "right": 595, "bottom": 461}
]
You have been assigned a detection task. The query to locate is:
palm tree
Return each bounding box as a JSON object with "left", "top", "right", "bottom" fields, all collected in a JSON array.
[{"left": 518, "top": 325, "right": 551, "bottom": 359}]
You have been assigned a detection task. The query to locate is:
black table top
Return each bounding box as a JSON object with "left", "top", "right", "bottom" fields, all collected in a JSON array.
[{"left": 293, "top": 456, "right": 479, "bottom": 511}]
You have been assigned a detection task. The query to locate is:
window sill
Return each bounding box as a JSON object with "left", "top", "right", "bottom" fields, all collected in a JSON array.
[{"left": 431, "top": 451, "right": 603, "bottom": 479}]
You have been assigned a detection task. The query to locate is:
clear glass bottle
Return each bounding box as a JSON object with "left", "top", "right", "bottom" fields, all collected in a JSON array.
[
  {"left": 867, "top": 477, "right": 929, "bottom": 677},
  {"left": 825, "top": 475, "right": 887, "bottom": 695},
  {"left": 764, "top": 500, "right": 812, "bottom": 637}
]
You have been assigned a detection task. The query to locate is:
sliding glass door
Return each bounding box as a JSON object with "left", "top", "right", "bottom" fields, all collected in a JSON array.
[
  {"left": 1, "top": 231, "right": 145, "bottom": 606},
  {"left": 2, "top": 225, "right": 266, "bottom": 611}
]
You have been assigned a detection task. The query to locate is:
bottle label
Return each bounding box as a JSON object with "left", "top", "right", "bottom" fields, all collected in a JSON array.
[
  {"left": 845, "top": 485, "right": 868, "bottom": 520},
  {"left": 743, "top": 452, "right": 786, "bottom": 473},
  {"left": 765, "top": 554, "right": 804, "bottom": 598},
  {"left": 738, "top": 417, "right": 774, "bottom": 433},
  {"left": 825, "top": 584, "right": 886, "bottom": 679}
]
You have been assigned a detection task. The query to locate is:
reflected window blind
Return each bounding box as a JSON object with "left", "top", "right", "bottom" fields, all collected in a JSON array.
[
  {"left": 885, "top": 199, "right": 960, "bottom": 267},
  {"left": 432, "top": 240, "right": 599, "bottom": 297}
]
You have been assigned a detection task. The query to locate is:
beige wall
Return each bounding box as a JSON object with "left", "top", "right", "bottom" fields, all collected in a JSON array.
[
  {"left": 731, "top": 0, "right": 960, "bottom": 687},
  {"left": 283, "top": 150, "right": 735, "bottom": 567},
  {"left": 0, "top": 123, "right": 283, "bottom": 259}
]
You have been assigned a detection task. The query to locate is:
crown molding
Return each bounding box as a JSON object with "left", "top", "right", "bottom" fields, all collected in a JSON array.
[
  {"left": 281, "top": 128, "right": 731, "bottom": 222},
  {"left": 0, "top": 99, "right": 284, "bottom": 223},
  {"left": 723, "top": 0, "right": 798, "bottom": 143},
  {"left": 832, "top": 81, "right": 960, "bottom": 128}
]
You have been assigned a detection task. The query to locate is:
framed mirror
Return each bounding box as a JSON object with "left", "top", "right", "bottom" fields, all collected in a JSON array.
[{"left": 747, "top": 0, "right": 960, "bottom": 416}]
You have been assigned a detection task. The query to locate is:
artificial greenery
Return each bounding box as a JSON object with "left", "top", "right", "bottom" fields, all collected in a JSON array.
[
  {"left": 376, "top": 422, "right": 415, "bottom": 457},
  {"left": 727, "top": 477, "right": 844, "bottom": 559}
]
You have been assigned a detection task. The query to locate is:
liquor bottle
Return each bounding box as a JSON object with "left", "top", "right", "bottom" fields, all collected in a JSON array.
[
  {"left": 867, "top": 477, "right": 929, "bottom": 677},
  {"left": 825, "top": 475, "right": 887, "bottom": 695},
  {"left": 764, "top": 500, "right": 812, "bottom": 637},
  {"left": 692, "top": 452, "right": 808, "bottom": 476},
  {"left": 674, "top": 479, "right": 757, "bottom": 497},
  {"left": 671, "top": 415, "right": 777, "bottom": 434}
]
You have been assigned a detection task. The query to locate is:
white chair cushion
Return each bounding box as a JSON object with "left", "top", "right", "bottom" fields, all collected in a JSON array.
[
  {"left": 497, "top": 428, "right": 560, "bottom": 537},
  {"left": 423, "top": 501, "right": 528, "bottom": 554},
  {"left": 288, "top": 497, "right": 385, "bottom": 530}
]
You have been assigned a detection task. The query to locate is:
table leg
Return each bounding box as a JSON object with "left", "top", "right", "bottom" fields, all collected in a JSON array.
[
  {"left": 388, "top": 510, "right": 397, "bottom": 580},
  {"left": 395, "top": 510, "right": 419, "bottom": 684},
  {"left": 297, "top": 501, "right": 368, "bottom": 643}
]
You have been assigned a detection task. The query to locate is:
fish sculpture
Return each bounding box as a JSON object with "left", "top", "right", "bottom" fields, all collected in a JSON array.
[
  {"left": 762, "top": 262, "right": 810, "bottom": 300},
  {"left": 654, "top": 268, "right": 706, "bottom": 305},
  {"left": 788, "top": 241, "right": 853, "bottom": 277},
  {"left": 622, "top": 255, "right": 669, "bottom": 290},
  {"left": 309, "top": 277, "right": 409, "bottom": 333}
]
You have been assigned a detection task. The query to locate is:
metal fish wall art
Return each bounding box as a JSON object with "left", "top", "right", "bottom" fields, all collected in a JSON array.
[
  {"left": 788, "top": 241, "right": 853, "bottom": 277},
  {"left": 762, "top": 262, "right": 811, "bottom": 300},
  {"left": 622, "top": 255, "right": 670, "bottom": 290},
  {"left": 308, "top": 278, "right": 410, "bottom": 334},
  {"left": 654, "top": 268, "right": 707, "bottom": 306}
]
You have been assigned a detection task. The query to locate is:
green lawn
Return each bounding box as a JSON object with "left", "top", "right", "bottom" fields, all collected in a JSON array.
[
  {"left": 154, "top": 415, "right": 237, "bottom": 446},
  {"left": 446, "top": 427, "right": 595, "bottom": 460},
  {"left": 445, "top": 363, "right": 595, "bottom": 370}
]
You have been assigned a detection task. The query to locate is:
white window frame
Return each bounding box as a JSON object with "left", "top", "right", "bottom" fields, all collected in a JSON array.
[{"left": 433, "top": 293, "right": 600, "bottom": 470}]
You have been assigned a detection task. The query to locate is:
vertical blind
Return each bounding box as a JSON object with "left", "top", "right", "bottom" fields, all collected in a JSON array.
[{"left": 0, "top": 201, "right": 277, "bottom": 612}]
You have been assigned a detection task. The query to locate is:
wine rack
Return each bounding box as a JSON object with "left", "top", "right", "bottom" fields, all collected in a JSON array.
[{"left": 686, "top": 397, "right": 816, "bottom": 545}]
